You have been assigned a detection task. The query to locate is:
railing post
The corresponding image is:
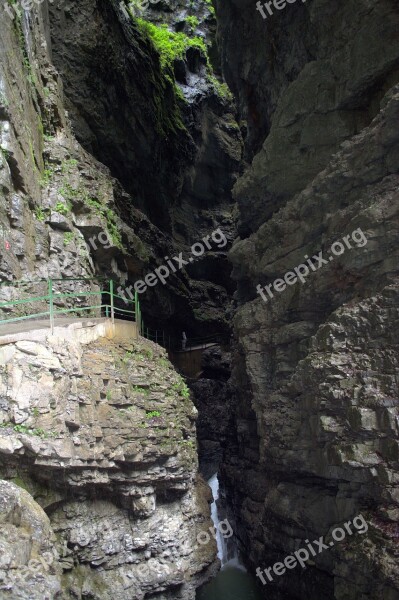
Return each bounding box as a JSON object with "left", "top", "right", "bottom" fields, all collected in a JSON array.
[
  {"left": 48, "top": 278, "right": 54, "bottom": 334},
  {"left": 134, "top": 290, "right": 140, "bottom": 336},
  {"left": 110, "top": 280, "right": 115, "bottom": 324}
]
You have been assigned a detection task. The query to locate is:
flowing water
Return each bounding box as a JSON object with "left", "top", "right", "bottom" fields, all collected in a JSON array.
[{"left": 196, "top": 474, "right": 264, "bottom": 600}]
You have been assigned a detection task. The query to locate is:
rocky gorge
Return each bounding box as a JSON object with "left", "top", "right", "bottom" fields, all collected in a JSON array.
[{"left": 0, "top": 0, "right": 398, "bottom": 599}]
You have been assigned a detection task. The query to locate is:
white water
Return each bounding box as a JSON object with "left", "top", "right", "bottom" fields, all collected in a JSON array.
[
  {"left": 208, "top": 473, "right": 243, "bottom": 569},
  {"left": 196, "top": 475, "right": 263, "bottom": 600}
]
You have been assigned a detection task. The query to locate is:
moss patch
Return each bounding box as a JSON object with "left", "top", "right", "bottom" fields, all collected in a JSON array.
[{"left": 136, "top": 19, "right": 207, "bottom": 71}]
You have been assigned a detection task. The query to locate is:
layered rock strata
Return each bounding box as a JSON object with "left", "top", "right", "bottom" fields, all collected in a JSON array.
[{"left": 0, "top": 333, "right": 216, "bottom": 599}]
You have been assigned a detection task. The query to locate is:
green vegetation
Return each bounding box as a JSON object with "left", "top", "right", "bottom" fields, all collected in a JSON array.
[
  {"left": 0, "top": 147, "right": 11, "bottom": 161},
  {"left": 85, "top": 197, "right": 123, "bottom": 249},
  {"left": 204, "top": 0, "right": 215, "bottom": 15},
  {"left": 172, "top": 380, "right": 190, "bottom": 399},
  {"left": 13, "top": 6, "right": 38, "bottom": 88},
  {"left": 121, "top": 349, "right": 134, "bottom": 364},
  {"left": 58, "top": 182, "right": 78, "bottom": 202},
  {"left": 185, "top": 15, "right": 199, "bottom": 33},
  {"left": 136, "top": 19, "right": 207, "bottom": 71},
  {"left": 158, "top": 357, "right": 170, "bottom": 368},
  {"left": 63, "top": 232, "right": 74, "bottom": 246},
  {"left": 39, "top": 167, "right": 54, "bottom": 188},
  {"left": 135, "top": 15, "right": 232, "bottom": 105},
  {"left": 55, "top": 201, "right": 71, "bottom": 216},
  {"left": 146, "top": 410, "right": 161, "bottom": 418},
  {"left": 0, "top": 422, "right": 56, "bottom": 438},
  {"left": 131, "top": 385, "right": 150, "bottom": 396},
  {"left": 179, "top": 439, "right": 195, "bottom": 448},
  {"left": 207, "top": 74, "right": 234, "bottom": 101},
  {"left": 133, "top": 19, "right": 198, "bottom": 134},
  {"left": 61, "top": 158, "right": 78, "bottom": 174},
  {"left": 35, "top": 207, "right": 48, "bottom": 222},
  {"left": 40, "top": 157, "right": 123, "bottom": 250}
]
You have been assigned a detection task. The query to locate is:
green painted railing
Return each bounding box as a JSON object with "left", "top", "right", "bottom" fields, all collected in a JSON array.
[{"left": 0, "top": 277, "right": 142, "bottom": 335}]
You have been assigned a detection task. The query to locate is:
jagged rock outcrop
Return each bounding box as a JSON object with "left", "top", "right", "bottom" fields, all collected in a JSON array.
[
  {"left": 0, "top": 480, "right": 62, "bottom": 600},
  {"left": 190, "top": 345, "right": 232, "bottom": 478},
  {"left": 0, "top": 333, "right": 217, "bottom": 599},
  {"left": 214, "top": 0, "right": 399, "bottom": 598}
]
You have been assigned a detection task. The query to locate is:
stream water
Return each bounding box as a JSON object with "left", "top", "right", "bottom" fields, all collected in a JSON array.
[{"left": 196, "top": 474, "right": 264, "bottom": 600}]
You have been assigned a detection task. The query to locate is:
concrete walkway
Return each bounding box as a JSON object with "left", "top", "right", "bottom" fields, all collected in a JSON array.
[
  {"left": 0, "top": 317, "right": 103, "bottom": 339},
  {"left": 0, "top": 317, "right": 137, "bottom": 346},
  {"left": 174, "top": 342, "right": 218, "bottom": 353}
]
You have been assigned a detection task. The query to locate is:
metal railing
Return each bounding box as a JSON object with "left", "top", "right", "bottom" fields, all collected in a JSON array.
[
  {"left": 0, "top": 277, "right": 141, "bottom": 334},
  {"left": 0, "top": 277, "right": 227, "bottom": 351},
  {"left": 141, "top": 327, "right": 228, "bottom": 352}
]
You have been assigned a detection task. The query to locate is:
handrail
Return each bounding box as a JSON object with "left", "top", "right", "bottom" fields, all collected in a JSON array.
[
  {"left": 141, "top": 325, "right": 228, "bottom": 351},
  {"left": 0, "top": 276, "right": 107, "bottom": 287},
  {"left": 0, "top": 278, "right": 138, "bottom": 334},
  {"left": 0, "top": 276, "right": 224, "bottom": 351}
]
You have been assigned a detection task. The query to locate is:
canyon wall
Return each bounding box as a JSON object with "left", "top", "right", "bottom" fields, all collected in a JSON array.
[
  {"left": 216, "top": 0, "right": 399, "bottom": 598},
  {"left": 0, "top": 0, "right": 242, "bottom": 338},
  {"left": 0, "top": 1, "right": 238, "bottom": 598}
]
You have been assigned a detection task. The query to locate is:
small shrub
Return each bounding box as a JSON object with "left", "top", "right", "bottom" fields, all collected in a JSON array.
[
  {"left": 185, "top": 16, "right": 199, "bottom": 32},
  {"left": 63, "top": 232, "right": 74, "bottom": 246},
  {"left": 39, "top": 168, "right": 53, "bottom": 187},
  {"left": 35, "top": 207, "right": 47, "bottom": 222},
  {"left": 61, "top": 158, "right": 78, "bottom": 174},
  {"left": 146, "top": 410, "right": 161, "bottom": 418},
  {"left": 55, "top": 201, "right": 71, "bottom": 216},
  {"left": 131, "top": 385, "right": 150, "bottom": 396}
]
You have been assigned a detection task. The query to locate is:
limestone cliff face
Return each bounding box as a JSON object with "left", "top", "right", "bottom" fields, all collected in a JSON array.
[
  {"left": 0, "top": 334, "right": 216, "bottom": 599},
  {"left": 215, "top": 0, "right": 399, "bottom": 598},
  {"left": 0, "top": 0, "right": 242, "bottom": 338}
]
